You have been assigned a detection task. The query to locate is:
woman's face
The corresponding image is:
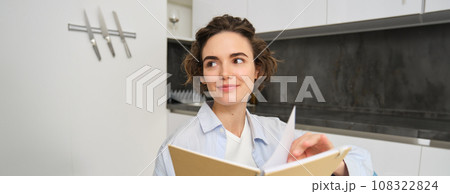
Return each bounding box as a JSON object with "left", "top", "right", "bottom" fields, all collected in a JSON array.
[{"left": 201, "top": 31, "right": 259, "bottom": 106}]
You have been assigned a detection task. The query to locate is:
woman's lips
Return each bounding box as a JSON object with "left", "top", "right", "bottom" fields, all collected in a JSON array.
[{"left": 218, "top": 84, "right": 239, "bottom": 92}]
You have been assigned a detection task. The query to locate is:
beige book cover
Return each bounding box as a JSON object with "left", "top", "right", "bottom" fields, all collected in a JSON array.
[{"left": 168, "top": 144, "right": 350, "bottom": 176}]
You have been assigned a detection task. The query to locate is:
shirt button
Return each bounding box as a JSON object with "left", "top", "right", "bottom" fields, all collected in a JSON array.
[{"left": 220, "top": 128, "right": 224, "bottom": 133}]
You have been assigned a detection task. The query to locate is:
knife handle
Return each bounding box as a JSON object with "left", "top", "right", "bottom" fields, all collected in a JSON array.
[
  {"left": 90, "top": 39, "right": 101, "bottom": 61},
  {"left": 123, "top": 41, "right": 132, "bottom": 58},
  {"left": 107, "top": 42, "right": 115, "bottom": 57},
  {"left": 93, "top": 45, "right": 101, "bottom": 61}
]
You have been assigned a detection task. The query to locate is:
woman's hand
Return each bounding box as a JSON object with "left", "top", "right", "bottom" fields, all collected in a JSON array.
[{"left": 287, "top": 132, "right": 349, "bottom": 176}]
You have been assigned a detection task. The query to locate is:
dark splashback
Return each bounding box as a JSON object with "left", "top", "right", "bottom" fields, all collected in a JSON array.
[
  {"left": 167, "top": 23, "right": 450, "bottom": 120},
  {"left": 167, "top": 42, "right": 191, "bottom": 91}
]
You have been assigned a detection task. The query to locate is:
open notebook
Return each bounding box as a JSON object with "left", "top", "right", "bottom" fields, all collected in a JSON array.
[{"left": 168, "top": 107, "right": 351, "bottom": 176}]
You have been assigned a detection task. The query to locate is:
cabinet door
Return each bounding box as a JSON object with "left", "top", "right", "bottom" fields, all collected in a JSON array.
[
  {"left": 192, "top": 0, "right": 248, "bottom": 37},
  {"left": 301, "top": 130, "right": 422, "bottom": 175},
  {"left": 327, "top": 0, "right": 422, "bottom": 24},
  {"left": 248, "top": 0, "right": 327, "bottom": 33},
  {"left": 425, "top": 0, "right": 450, "bottom": 13},
  {"left": 419, "top": 146, "right": 450, "bottom": 175},
  {"left": 167, "top": 112, "right": 195, "bottom": 136}
]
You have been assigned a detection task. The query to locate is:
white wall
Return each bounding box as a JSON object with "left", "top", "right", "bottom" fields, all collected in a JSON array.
[{"left": 0, "top": 0, "right": 167, "bottom": 175}]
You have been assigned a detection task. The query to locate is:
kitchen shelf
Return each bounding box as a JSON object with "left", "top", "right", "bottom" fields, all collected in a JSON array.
[
  {"left": 168, "top": 36, "right": 194, "bottom": 44},
  {"left": 256, "top": 9, "right": 450, "bottom": 41}
]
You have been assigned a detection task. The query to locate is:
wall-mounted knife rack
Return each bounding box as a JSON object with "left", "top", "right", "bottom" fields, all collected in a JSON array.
[{"left": 68, "top": 23, "right": 136, "bottom": 39}]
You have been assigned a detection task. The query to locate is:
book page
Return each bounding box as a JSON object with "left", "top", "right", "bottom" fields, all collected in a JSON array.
[{"left": 262, "top": 106, "right": 296, "bottom": 169}]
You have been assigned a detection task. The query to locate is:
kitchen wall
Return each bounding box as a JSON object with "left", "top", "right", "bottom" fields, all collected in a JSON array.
[
  {"left": 0, "top": 0, "right": 167, "bottom": 175},
  {"left": 167, "top": 22, "right": 450, "bottom": 120}
]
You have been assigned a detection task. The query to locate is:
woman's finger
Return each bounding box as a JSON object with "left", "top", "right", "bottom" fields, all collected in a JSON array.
[
  {"left": 287, "top": 133, "right": 322, "bottom": 162},
  {"left": 289, "top": 132, "right": 313, "bottom": 156}
]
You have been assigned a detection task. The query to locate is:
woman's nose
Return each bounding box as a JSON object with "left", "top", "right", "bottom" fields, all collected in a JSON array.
[{"left": 220, "top": 62, "right": 233, "bottom": 80}]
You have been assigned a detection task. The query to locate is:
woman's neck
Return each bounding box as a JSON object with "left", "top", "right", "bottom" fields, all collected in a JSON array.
[{"left": 212, "top": 102, "right": 247, "bottom": 137}]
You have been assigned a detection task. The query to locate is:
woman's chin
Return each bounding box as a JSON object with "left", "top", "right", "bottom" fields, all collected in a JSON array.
[{"left": 213, "top": 97, "right": 247, "bottom": 106}]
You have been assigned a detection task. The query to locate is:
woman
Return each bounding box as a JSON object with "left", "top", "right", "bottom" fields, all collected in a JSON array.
[{"left": 154, "top": 15, "right": 373, "bottom": 176}]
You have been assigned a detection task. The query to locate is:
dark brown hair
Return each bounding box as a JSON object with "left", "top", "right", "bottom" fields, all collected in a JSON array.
[{"left": 183, "top": 14, "right": 278, "bottom": 91}]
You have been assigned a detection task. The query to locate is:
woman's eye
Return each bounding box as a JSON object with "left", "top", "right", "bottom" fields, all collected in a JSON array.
[
  {"left": 234, "top": 58, "right": 244, "bottom": 64},
  {"left": 206, "top": 61, "right": 217, "bottom": 67}
]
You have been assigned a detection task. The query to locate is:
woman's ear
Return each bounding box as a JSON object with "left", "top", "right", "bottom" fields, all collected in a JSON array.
[
  {"left": 200, "top": 76, "right": 206, "bottom": 84},
  {"left": 254, "top": 65, "right": 261, "bottom": 79}
]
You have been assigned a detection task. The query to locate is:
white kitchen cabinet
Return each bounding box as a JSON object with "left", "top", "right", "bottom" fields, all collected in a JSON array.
[
  {"left": 192, "top": 0, "right": 248, "bottom": 38},
  {"left": 167, "top": 1, "right": 193, "bottom": 39},
  {"left": 327, "top": 0, "right": 422, "bottom": 24},
  {"left": 425, "top": 0, "right": 450, "bottom": 13},
  {"left": 193, "top": 0, "right": 326, "bottom": 35},
  {"left": 248, "top": 0, "right": 327, "bottom": 33},
  {"left": 167, "top": 112, "right": 195, "bottom": 136},
  {"left": 419, "top": 146, "right": 450, "bottom": 175},
  {"left": 301, "top": 130, "right": 422, "bottom": 175}
]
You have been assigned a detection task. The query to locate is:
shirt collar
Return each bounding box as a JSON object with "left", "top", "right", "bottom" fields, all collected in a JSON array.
[
  {"left": 197, "top": 101, "right": 269, "bottom": 145},
  {"left": 246, "top": 109, "right": 268, "bottom": 145},
  {"left": 198, "top": 101, "right": 222, "bottom": 133}
]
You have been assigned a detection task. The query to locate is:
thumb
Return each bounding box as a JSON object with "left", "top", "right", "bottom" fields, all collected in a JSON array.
[{"left": 287, "top": 154, "right": 295, "bottom": 163}]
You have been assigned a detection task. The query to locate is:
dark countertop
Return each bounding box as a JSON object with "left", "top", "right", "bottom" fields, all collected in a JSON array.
[{"left": 167, "top": 103, "right": 450, "bottom": 142}]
